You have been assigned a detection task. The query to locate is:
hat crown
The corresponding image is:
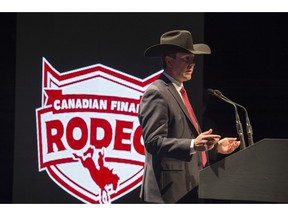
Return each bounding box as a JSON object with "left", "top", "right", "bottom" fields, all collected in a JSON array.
[
  {"left": 160, "top": 30, "right": 193, "bottom": 50},
  {"left": 144, "top": 29, "right": 211, "bottom": 57}
]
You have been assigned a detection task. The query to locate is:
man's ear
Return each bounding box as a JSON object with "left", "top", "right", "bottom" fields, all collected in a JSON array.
[{"left": 165, "top": 56, "right": 173, "bottom": 68}]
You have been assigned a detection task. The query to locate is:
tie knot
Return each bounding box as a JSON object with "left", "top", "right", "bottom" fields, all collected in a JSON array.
[{"left": 180, "top": 87, "right": 186, "bottom": 95}]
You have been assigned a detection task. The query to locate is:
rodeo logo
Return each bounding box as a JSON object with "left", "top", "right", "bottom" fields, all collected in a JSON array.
[{"left": 36, "top": 58, "right": 161, "bottom": 203}]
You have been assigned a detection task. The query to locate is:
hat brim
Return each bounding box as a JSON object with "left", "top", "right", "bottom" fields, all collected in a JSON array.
[{"left": 144, "top": 43, "right": 211, "bottom": 57}]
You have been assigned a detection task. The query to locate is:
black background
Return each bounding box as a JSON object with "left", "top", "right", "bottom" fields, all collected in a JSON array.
[
  {"left": 203, "top": 13, "right": 288, "bottom": 143},
  {"left": 1, "top": 13, "right": 288, "bottom": 203}
]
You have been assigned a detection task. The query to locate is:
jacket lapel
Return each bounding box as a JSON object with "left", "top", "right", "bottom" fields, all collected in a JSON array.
[
  {"left": 159, "top": 74, "right": 204, "bottom": 163},
  {"left": 159, "top": 74, "right": 195, "bottom": 128}
]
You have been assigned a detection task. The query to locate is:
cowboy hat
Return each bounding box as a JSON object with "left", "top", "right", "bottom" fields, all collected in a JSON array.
[{"left": 144, "top": 30, "right": 211, "bottom": 57}]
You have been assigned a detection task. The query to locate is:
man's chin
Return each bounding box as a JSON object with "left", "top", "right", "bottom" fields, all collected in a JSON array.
[{"left": 184, "top": 75, "right": 192, "bottom": 81}]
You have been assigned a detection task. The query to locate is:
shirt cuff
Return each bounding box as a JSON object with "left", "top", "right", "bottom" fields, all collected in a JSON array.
[{"left": 190, "top": 139, "right": 196, "bottom": 155}]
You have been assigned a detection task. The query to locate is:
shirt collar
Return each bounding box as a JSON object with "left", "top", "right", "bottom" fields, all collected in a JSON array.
[{"left": 163, "top": 72, "right": 183, "bottom": 92}]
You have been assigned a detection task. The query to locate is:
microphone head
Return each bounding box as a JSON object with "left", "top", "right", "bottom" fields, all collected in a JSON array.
[
  {"left": 207, "top": 88, "right": 216, "bottom": 95},
  {"left": 214, "top": 89, "right": 223, "bottom": 96}
]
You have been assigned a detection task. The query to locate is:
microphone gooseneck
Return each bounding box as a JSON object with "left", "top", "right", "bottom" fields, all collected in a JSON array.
[
  {"left": 214, "top": 89, "right": 254, "bottom": 146},
  {"left": 207, "top": 89, "right": 247, "bottom": 149}
]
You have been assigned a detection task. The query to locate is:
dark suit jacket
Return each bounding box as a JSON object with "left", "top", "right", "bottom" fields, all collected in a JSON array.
[{"left": 138, "top": 73, "right": 205, "bottom": 203}]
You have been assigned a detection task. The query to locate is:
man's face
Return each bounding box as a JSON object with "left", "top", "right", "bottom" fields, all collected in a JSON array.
[{"left": 166, "top": 52, "right": 196, "bottom": 83}]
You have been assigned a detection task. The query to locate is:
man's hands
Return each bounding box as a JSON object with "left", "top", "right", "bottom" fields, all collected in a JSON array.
[
  {"left": 217, "top": 137, "right": 240, "bottom": 154},
  {"left": 194, "top": 129, "right": 241, "bottom": 154},
  {"left": 194, "top": 129, "right": 221, "bottom": 151}
]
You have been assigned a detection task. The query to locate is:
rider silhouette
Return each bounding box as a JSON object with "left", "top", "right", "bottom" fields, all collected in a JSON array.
[
  {"left": 73, "top": 147, "right": 119, "bottom": 203},
  {"left": 98, "top": 151, "right": 104, "bottom": 168}
]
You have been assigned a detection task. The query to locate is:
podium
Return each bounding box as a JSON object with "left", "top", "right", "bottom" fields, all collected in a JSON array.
[{"left": 199, "top": 139, "right": 288, "bottom": 203}]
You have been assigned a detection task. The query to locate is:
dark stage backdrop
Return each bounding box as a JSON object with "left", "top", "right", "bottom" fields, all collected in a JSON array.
[
  {"left": 0, "top": 13, "right": 16, "bottom": 203},
  {"left": 203, "top": 13, "right": 288, "bottom": 143},
  {"left": 1, "top": 13, "right": 288, "bottom": 204}
]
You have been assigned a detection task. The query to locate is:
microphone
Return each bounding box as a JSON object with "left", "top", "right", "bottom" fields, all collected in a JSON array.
[
  {"left": 207, "top": 89, "right": 247, "bottom": 149},
  {"left": 214, "top": 90, "right": 254, "bottom": 146}
]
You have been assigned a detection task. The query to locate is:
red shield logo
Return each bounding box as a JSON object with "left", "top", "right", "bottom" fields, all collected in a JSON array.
[{"left": 36, "top": 58, "right": 161, "bottom": 203}]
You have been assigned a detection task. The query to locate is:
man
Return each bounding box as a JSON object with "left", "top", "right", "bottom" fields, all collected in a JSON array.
[{"left": 138, "top": 30, "right": 240, "bottom": 203}]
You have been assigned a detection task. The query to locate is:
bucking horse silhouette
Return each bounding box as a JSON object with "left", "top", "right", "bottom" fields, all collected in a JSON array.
[{"left": 73, "top": 147, "right": 120, "bottom": 203}]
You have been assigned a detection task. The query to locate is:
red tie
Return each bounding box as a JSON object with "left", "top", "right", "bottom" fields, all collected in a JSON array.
[{"left": 180, "top": 87, "right": 207, "bottom": 167}]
